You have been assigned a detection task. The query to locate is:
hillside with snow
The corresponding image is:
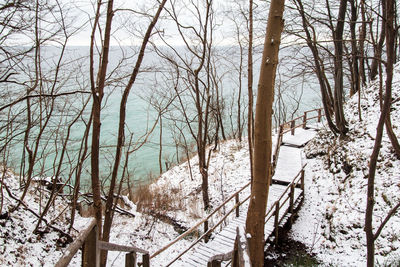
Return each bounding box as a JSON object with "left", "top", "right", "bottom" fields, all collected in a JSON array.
[
  {"left": 290, "top": 66, "right": 400, "bottom": 265},
  {"left": 1, "top": 65, "right": 400, "bottom": 266}
]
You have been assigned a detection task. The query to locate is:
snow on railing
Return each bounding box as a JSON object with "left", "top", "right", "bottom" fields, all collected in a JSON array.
[{"left": 272, "top": 108, "right": 324, "bottom": 175}]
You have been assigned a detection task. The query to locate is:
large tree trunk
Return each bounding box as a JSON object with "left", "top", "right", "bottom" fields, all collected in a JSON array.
[{"left": 245, "top": 0, "right": 285, "bottom": 265}]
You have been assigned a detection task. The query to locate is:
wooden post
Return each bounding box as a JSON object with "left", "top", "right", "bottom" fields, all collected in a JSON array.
[
  {"left": 303, "top": 112, "right": 307, "bottom": 129},
  {"left": 289, "top": 183, "right": 295, "bottom": 226},
  {"left": 274, "top": 201, "right": 280, "bottom": 245},
  {"left": 300, "top": 169, "right": 305, "bottom": 191},
  {"left": 208, "top": 261, "right": 221, "bottom": 267},
  {"left": 232, "top": 228, "right": 240, "bottom": 267},
  {"left": 235, "top": 193, "right": 240, "bottom": 217},
  {"left": 125, "top": 252, "right": 137, "bottom": 267},
  {"left": 318, "top": 108, "right": 322, "bottom": 122},
  {"left": 142, "top": 253, "right": 150, "bottom": 267},
  {"left": 204, "top": 220, "right": 210, "bottom": 243},
  {"left": 290, "top": 120, "right": 295, "bottom": 135},
  {"left": 82, "top": 224, "right": 99, "bottom": 267}
]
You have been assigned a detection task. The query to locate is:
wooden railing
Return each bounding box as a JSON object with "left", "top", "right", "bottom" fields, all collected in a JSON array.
[
  {"left": 207, "top": 164, "right": 306, "bottom": 267},
  {"left": 272, "top": 108, "right": 324, "bottom": 175},
  {"left": 151, "top": 181, "right": 252, "bottom": 266},
  {"left": 207, "top": 227, "right": 250, "bottom": 267},
  {"left": 264, "top": 165, "right": 306, "bottom": 245},
  {"left": 56, "top": 218, "right": 150, "bottom": 267}
]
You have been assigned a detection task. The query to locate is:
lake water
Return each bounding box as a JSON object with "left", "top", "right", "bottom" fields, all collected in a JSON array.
[{"left": 3, "top": 45, "right": 321, "bottom": 188}]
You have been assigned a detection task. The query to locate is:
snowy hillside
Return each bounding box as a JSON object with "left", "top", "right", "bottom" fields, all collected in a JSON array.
[
  {"left": 1, "top": 65, "right": 400, "bottom": 266},
  {"left": 290, "top": 66, "right": 400, "bottom": 265}
]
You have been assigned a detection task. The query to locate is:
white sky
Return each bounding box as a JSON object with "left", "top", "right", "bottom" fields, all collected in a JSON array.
[{"left": 65, "top": 0, "right": 261, "bottom": 46}]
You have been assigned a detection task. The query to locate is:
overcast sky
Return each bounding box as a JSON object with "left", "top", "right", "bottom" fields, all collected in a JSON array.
[{"left": 65, "top": 0, "right": 258, "bottom": 46}]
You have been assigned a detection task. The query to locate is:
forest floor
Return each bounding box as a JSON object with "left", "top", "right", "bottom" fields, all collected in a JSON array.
[{"left": 1, "top": 65, "right": 400, "bottom": 266}]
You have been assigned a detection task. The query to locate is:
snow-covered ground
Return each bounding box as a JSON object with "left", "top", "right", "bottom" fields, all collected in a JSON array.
[
  {"left": 1, "top": 66, "right": 400, "bottom": 266},
  {"left": 289, "top": 67, "right": 400, "bottom": 266}
]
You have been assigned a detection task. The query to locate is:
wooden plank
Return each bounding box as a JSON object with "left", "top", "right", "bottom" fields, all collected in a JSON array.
[
  {"left": 211, "top": 237, "right": 235, "bottom": 248},
  {"left": 212, "top": 235, "right": 235, "bottom": 247},
  {"left": 189, "top": 255, "right": 207, "bottom": 266},
  {"left": 183, "top": 257, "right": 203, "bottom": 266},
  {"left": 193, "top": 247, "right": 214, "bottom": 260},
  {"left": 191, "top": 251, "right": 209, "bottom": 263},
  {"left": 98, "top": 241, "right": 148, "bottom": 254},
  {"left": 197, "top": 244, "right": 227, "bottom": 255}
]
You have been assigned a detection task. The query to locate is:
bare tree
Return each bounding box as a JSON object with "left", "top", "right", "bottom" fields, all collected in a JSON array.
[
  {"left": 155, "top": 0, "right": 217, "bottom": 212},
  {"left": 246, "top": 0, "right": 285, "bottom": 265},
  {"left": 365, "top": 2, "right": 400, "bottom": 266}
]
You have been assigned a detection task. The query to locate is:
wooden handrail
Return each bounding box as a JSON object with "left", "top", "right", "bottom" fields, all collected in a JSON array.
[
  {"left": 272, "top": 108, "right": 323, "bottom": 175},
  {"left": 55, "top": 218, "right": 97, "bottom": 267},
  {"left": 151, "top": 181, "right": 251, "bottom": 259},
  {"left": 279, "top": 108, "right": 325, "bottom": 135},
  {"left": 56, "top": 218, "right": 150, "bottom": 267},
  {"left": 207, "top": 227, "right": 250, "bottom": 267},
  {"left": 265, "top": 164, "right": 307, "bottom": 224},
  {"left": 166, "top": 195, "right": 251, "bottom": 266}
]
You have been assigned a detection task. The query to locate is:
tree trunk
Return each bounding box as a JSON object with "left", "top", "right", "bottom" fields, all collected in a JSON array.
[
  {"left": 365, "top": 1, "right": 395, "bottom": 266},
  {"left": 248, "top": 0, "right": 254, "bottom": 184},
  {"left": 89, "top": 0, "right": 114, "bottom": 253},
  {"left": 294, "top": 0, "right": 339, "bottom": 134},
  {"left": 245, "top": 0, "right": 285, "bottom": 265},
  {"left": 349, "top": 0, "right": 360, "bottom": 97},
  {"left": 370, "top": 2, "right": 386, "bottom": 81},
  {"left": 333, "top": 0, "right": 348, "bottom": 136},
  {"left": 359, "top": 0, "right": 367, "bottom": 86},
  {"left": 101, "top": 1, "right": 167, "bottom": 265}
]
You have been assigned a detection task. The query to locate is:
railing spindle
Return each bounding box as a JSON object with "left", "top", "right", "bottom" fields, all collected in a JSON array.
[
  {"left": 82, "top": 224, "right": 99, "bottom": 267},
  {"left": 303, "top": 112, "right": 307, "bottom": 129},
  {"left": 204, "top": 220, "right": 210, "bottom": 243},
  {"left": 235, "top": 193, "right": 240, "bottom": 217},
  {"left": 274, "top": 201, "right": 280, "bottom": 245},
  {"left": 142, "top": 253, "right": 150, "bottom": 267},
  {"left": 290, "top": 120, "right": 295, "bottom": 135},
  {"left": 125, "top": 252, "right": 136, "bottom": 267},
  {"left": 289, "top": 183, "right": 295, "bottom": 226},
  {"left": 318, "top": 108, "right": 322, "bottom": 122}
]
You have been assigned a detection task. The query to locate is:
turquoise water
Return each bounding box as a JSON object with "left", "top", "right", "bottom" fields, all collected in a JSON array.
[{"left": 3, "top": 46, "right": 321, "bottom": 188}]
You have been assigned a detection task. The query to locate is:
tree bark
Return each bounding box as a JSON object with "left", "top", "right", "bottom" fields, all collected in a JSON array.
[
  {"left": 365, "top": 1, "right": 395, "bottom": 266},
  {"left": 101, "top": 1, "right": 167, "bottom": 265},
  {"left": 333, "top": 0, "right": 348, "bottom": 136},
  {"left": 245, "top": 0, "right": 285, "bottom": 265},
  {"left": 349, "top": 0, "right": 360, "bottom": 97},
  {"left": 294, "top": 0, "right": 339, "bottom": 134},
  {"left": 370, "top": 2, "right": 386, "bottom": 81},
  {"left": 248, "top": 0, "right": 254, "bottom": 184},
  {"left": 89, "top": 0, "right": 114, "bottom": 250}
]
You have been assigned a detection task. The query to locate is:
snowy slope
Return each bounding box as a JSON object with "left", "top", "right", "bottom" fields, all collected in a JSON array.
[
  {"left": 2, "top": 65, "right": 400, "bottom": 266},
  {"left": 289, "top": 65, "right": 400, "bottom": 266}
]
